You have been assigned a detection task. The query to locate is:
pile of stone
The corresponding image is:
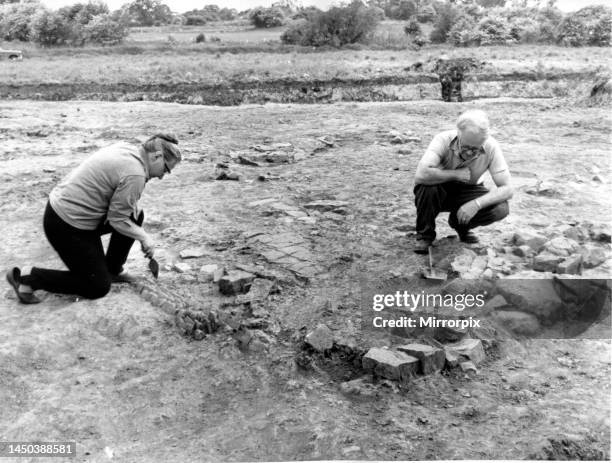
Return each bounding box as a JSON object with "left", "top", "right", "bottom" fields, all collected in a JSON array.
[
  {"left": 230, "top": 143, "right": 299, "bottom": 166},
  {"left": 361, "top": 338, "right": 485, "bottom": 385},
  {"left": 388, "top": 130, "right": 421, "bottom": 145},
  {"left": 175, "top": 309, "right": 220, "bottom": 340}
]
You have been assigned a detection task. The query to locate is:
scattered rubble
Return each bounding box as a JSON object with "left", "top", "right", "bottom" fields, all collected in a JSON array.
[
  {"left": 444, "top": 339, "right": 486, "bottom": 365},
  {"left": 175, "top": 309, "right": 219, "bottom": 340}
]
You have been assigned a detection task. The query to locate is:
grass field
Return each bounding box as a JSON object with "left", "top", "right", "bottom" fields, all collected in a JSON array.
[{"left": 0, "top": 41, "right": 608, "bottom": 87}]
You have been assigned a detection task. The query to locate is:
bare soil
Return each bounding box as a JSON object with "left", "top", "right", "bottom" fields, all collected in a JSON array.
[{"left": 0, "top": 98, "right": 610, "bottom": 461}]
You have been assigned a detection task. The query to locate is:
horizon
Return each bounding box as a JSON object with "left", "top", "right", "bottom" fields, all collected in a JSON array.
[{"left": 40, "top": 0, "right": 612, "bottom": 14}]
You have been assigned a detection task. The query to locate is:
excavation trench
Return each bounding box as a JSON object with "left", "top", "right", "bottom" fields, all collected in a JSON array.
[{"left": 0, "top": 70, "right": 594, "bottom": 105}]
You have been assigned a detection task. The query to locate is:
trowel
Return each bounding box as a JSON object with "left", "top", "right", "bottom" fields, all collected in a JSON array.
[
  {"left": 422, "top": 246, "right": 447, "bottom": 281},
  {"left": 148, "top": 257, "right": 159, "bottom": 279}
]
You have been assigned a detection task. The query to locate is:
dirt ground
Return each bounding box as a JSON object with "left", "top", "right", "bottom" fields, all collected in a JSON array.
[{"left": 0, "top": 98, "right": 610, "bottom": 461}]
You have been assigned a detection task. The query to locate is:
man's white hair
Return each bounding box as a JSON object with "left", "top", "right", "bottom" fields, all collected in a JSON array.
[{"left": 456, "top": 110, "right": 490, "bottom": 137}]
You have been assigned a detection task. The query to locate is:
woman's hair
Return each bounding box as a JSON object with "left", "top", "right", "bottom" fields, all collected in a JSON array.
[
  {"left": 143, "top": 133, "right": 181, "bottom": 162},
  {"left": 456, "top": 110, "right": 490, "bottom": 137}
]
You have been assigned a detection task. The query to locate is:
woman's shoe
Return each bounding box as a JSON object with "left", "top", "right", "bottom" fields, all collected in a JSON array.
[{"left": 6, "top": 267, "right": 41, "bottom": 304}]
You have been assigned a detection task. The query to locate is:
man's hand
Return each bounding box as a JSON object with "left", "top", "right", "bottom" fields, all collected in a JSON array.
[
  {"left": 457, "top": 200, "right": 480, "bottom": 225},
  {"left": 455, "top": 168, "right": 471, "bottom": 183},
  {"left": 140, "top": 235, "right": 156, "bottom": 259}
]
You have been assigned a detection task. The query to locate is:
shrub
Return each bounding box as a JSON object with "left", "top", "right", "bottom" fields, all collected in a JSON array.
[
  {"left": 0, "top": 1, "right": 41, "bottom": 41},
  {"left": 590, "top": 15, "right": 612, "bottom": 46},
  {"left": 404, "top": 18, "right": 421, "bottom": 36},
  {"left": 416, "top": 4, "right": 436, "bottom": 23},
  {"left": 430, "top": 2, "right": 458, "bottom": 43},
  {"left": 508, "top": 16, "right": 541, "bottom": 43},
  {"left": 195, "top": 32, "right": 206, "bottom": 43},
  {"left": 249, "top": 6, "right": 284, "bottom": 28},
  {"left": 29, "top": 9, "right": 72, "bottom": 46},
  {"left": 58, "top": 1, "right": 109, "bottom": 25},
  {"left": 184, "top": 15, "right": 207, "bottom": 25},
  {"left": 477, "top": 16, "right": 511, "bottom": 45},
  {"left": 80, "top": 14, "right": 128, "bottom": 45},
  {"left": 447, "top": 15, "right": 479, "bottom": 46},
  {"left": 281, "top": 1, "right": 380, "bottom": 47},
  {"left": 555, "top": 16, "right": 588, "bottom": 46}
]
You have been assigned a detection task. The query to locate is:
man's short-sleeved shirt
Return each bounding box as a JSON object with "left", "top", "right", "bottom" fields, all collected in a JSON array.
[
  {"left": 419, "top": 130, "right": 509, "bottom": 185},
  {"left": 49, "top": 142, "right": 147, "bottom": 230}
]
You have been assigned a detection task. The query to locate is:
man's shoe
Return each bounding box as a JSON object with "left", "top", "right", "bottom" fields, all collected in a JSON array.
[
  {"left": 414, "top": 239, "right": 433, "bottom": 254},
  {"left": 111, "top": 271, "right": 138, "bottom": 284},
  {"left": 6, "top": 267, "right": 41, "bottom": 304},
  {"left": 457, "top": 230, "right": 479, "bottom": 244}
]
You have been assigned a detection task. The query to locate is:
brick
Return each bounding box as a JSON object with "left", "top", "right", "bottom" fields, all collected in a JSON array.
[
  {"left": 444, "top": 339, "right": 485, "bottom": 365},
  {"left": 362, "top": 348, "right": 419, "bottom": 382},
  {"left": 396, "top": 343, "right": 445, "bottom": 375},
  {"left": 218, "top": 270, "right": 255, "bottom": 295}
]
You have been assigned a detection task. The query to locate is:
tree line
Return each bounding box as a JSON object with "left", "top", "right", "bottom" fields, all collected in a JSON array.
[{"left": 0, "top": 0, "right": 609, "bottom": 47}]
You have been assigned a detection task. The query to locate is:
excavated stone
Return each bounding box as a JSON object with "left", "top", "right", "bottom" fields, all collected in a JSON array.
[
  {"left": 305, "top": 324, "right": 334, "bottom": 352},
  {"left": 396, "top": 343, "right": 445, "bottom": 374},
  {"left": 236, "top": 278, "right": 275, "bottom": 304},
  {"left": 444, "top": 338, "right": 486, "bottom": 365},
  {"left": 362, "top": 348, "right": 419, "bottom": 381},
  {"left": 544, "top": 237, "right": 580, "bottom": 257},
  {"left": 513, "top": 245, "right": 533, "bottom": 258},
  {"left": 533, "top": 252, "right": 564, "bottom": 272},
  {"left": 218, "top": 270, "right": 256, "bottom": 295},
  {"left": 445, "top": 350, "right": 459, "bottom": 368},
  {"left": 180, "top": 247, "right": 208, "bottom": 259},
  {"left": 512, "top": 231, "right": 547, "bottom": 252},
  {"left": 492, "top": 310, "right": 540, "bottom": 336},
  {"left": 556, "top": 254, "right": 583, "bottom": 275},
  {"left": 199, "top": 264, "right": 220, "bottom": 282},
  {"left": 496, "top": 278, "right": 565, "bottom": 323},
  {"left": 173, "top": 262, "right": 192, "bottom": 273},
  {"left": 460, "top": 361, "right": 477, "bottom": 373},
  {"left": 580, "top": 245, "right": 608, "bottom": 269}
]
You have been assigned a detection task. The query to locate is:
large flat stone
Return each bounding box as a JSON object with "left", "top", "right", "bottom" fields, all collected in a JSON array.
[
  {"left": 493, "top": 310, "right": 540, "bottom": 336},
  {"left": 495, "top": 279, "right": 565, "bottom": 323},
  {"left": 362, "top": 348, "right": 419, "bottom": 382},
  {"left": 396, "top": 343, "right": 445, "bottom": 375},
  {"left": 533, "top": 252, "right": 564, "bottom": 272}
]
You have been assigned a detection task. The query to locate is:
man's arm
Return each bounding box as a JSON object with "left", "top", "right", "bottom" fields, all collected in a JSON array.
[
  {"left": 475, "top": 169, "right": 514, "bottom": 209},
  {"left": 415, "top": 142, "right": 470, "bottom": 185}
]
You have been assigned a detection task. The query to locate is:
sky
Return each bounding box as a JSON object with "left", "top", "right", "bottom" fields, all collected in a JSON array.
[{"left": 40, "top": 0, "right": 612, "bottom": 13}]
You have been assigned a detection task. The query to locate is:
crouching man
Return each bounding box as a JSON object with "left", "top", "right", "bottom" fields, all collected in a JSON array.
[
  {"left": 413, "top": 110, "right": 513, "bottom": 254},
  {"left": 6, "top": 134, "right": 181, "bottom": 303}
]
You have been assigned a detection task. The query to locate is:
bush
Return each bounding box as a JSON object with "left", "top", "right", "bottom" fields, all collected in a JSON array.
[
  {"left": 249, "top": 7, "right": 284, "bottom": 28},
  {"left": 80, "top": 14, "right": 128, "bottom": 45},
  {"left": 29, "top": 9, "right": 72, "bottom": 46},
  {"left": 590, "top": 15, "right": 612, "bottom": 46},
  {"left": 430, "top": 2, "right": 458, "bottom": 43},
  {"left": 416, "top": 4, "right": 436, "bottom": 23},
  {"left": 508, "top": 16, "right": 541, "bottom": 43},
  {"left": 555, "top": 16, "right": 588, "bottom": 46},
  {"left": 447, "top": 15, "right": 479, "bottom": 46},
  {"left": 195, "top": 32, "right": 206, "bottom": 43},
  {"left": 281, "top": 1, "right": 380, "bottom": 47},
  {"left": 477, "top": 16, "right": 511, "bottom": 45},
  {"left": 0, "top": 1, "right": 41, "bottom": 41},
  {"left": 58, "top": 1, "right": 109, "bottom": 25},
  {"left": 184, "top": 15, "right": 207, "bottom": 25},
  {"left": 404, "top": 18, "right": 421, "bottom": 36}
]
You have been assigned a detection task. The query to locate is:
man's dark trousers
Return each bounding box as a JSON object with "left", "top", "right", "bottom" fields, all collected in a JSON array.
[
  {"left": 22, "top": 202, "right": 144, "bottom": 299},
  {"left": 414, "top": 181, "right": 509, "bottom": 242}
]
